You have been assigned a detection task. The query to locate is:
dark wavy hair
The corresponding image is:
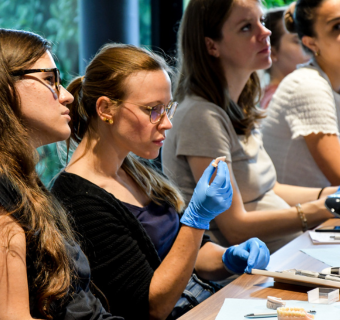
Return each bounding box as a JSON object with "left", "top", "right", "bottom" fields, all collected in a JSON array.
[
  {"left": 285, "top": 0, "right": 326, "bottom": 54},
  {"left": 174, "top": 0, "right": 264, "bottom": 136},
  {"left": 0, "top": 28, "right": 76, "bottom": 318}
]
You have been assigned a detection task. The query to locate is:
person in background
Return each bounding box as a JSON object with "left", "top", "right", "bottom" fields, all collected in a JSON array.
[
  {"left": 262, "top": 0, "right": 340, "bottom": 188},
  {"left": 0, "top": 29, "right": 123, "bottom": 320},
  {"left": 260, "top": 4, "right": 310, "bottom": 109},
  {"left": 51, "top": 43, "right": 270, "bottom": 320},
  {"left": 162, "top": 0, "right": 336, "bottom": 254}
]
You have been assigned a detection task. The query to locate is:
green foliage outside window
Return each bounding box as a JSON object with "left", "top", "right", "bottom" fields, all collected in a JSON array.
[{"left": 264, "top": 0, "right": 295, "bottom": 8}]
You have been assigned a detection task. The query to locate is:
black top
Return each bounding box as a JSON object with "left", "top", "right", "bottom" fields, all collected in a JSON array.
[
  {"left": 51, "top": 171, "right": 212, "bottom": 320},
  {"left": 0, "top": 175, "right": 123, "bottom": 320}
]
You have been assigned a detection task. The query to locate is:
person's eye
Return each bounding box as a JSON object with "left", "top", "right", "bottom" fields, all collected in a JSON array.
[
  {"left": 333, "top": 23, "right": 340, "bottom": 31},
  {"left": 44, "top": 75, "right": 55, "bottom": 86},
  {"left": 260, "top": 17, "right": 265, "bottom": 26},
  {"left": 152, "top": 105, "right": 164, "bottom": 114},
  {"left": 241, "top": 23, "right": 251, "bottom": 32}
]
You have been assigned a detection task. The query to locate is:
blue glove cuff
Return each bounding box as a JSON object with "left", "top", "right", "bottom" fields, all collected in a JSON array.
[{"left": 180, "top": 214, "right": 210, "bottom": 230}]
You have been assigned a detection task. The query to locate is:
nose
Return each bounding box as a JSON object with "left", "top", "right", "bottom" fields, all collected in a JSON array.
[
  {"left": 158, "top": 112, "right": 173, "bottom": 130},
  {"left": 59, "top": 85, "right": 74, "bottom": 105},
  {"left": 259, "top": 23, "right": 271, "bottom": 42}
]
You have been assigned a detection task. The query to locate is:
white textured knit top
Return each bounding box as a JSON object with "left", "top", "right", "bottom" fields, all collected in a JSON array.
[{"left": 261, "top": 59, "right": 340, "bottom": 187}]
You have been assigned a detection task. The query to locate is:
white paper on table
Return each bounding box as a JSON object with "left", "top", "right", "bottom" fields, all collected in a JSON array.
[
  {"left": 308, "top": 231, "right": 340, "bottom": 244},
  {"left": 215, "top": 299, "right": 340, "bottom": 320}
]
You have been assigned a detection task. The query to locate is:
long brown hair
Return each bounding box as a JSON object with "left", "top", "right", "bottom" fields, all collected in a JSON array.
[
  {"left": 175, "top": 0, "right": 264, "bottom": 136},
  {"left": 0, "top": 29, "right": 75, "bottom": 318},
  {"left": 67, "top": 43, "right": 184, "bottom": 212}
]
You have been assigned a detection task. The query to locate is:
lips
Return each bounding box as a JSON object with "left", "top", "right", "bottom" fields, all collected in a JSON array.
[
  {"left": 62, "top": 109, "right": 70, "bottom": 116},
  {"left": 153, "top": 137, "right": 165, "bottom": 143},
  {"left": 259, "top": 45, "right": 271, "bottom": 54}
]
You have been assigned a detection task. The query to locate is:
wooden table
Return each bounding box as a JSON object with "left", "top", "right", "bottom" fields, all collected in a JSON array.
[{"left": 179, "top": 219, "right": 340, "bottom": 320}]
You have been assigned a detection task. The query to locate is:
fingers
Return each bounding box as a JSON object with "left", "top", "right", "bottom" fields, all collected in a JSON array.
[
  {"left": 210, "top": 161, "right": 228, "bottom": 189},
  {"left": 199, "top": 160, "right": 217, "bottom": 186},
  {"left": 244, "top": 239, "right": 270, "bottom": 273}
]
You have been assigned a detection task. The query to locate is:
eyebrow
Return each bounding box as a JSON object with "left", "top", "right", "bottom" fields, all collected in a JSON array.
[
  {"left": 140, "top": 100, "right": 171, "bottom": 106},
  {"left": 326, "top": 16, "right": 340, "bottom": 25},
  {"left": 235, "top": 18, "right": 253, "bottom": 27}
]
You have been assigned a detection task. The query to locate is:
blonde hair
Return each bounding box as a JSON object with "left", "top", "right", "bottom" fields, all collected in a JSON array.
[{"left": 67, "top": 43, "right": 184, "bottom": 212}]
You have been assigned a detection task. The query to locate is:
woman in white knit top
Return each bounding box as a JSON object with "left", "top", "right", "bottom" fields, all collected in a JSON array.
[{"left": 262, "top": 0, "right": 340, "bottom": 187}]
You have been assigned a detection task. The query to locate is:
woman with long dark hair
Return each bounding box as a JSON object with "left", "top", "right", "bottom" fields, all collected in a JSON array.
[
  {"left": 162, "top": 0, "right": 336, "bottom": 253},
  {"left": 0, "top": 28, "right": 122, "bottom": 320}
]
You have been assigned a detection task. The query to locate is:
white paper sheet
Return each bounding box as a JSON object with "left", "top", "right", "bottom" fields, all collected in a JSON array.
[
  {"left": 215, "top": 299, "right": 340, "bottom": 320},
  {"left": 309, "top": 231, "right": 340, "bottom": 244},
  {"left": 301, "top": 248, "right": 340, "bottom": 267}
]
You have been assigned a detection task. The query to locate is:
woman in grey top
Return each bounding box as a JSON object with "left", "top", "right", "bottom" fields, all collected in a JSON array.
[{"left": 163, "top": 0, "right": 336, "bottom": 252}]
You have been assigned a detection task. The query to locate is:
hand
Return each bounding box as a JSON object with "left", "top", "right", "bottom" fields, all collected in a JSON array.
[
  {"left": 222, "top": 238, "right": 270, "bottom": 274},
  {"left": 180, "top": 160, "right": 233, "bottom": 230}
]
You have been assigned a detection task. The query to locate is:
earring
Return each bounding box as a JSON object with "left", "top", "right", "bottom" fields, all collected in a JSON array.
[
  {"left": 102, "top": 117, "right": 113, "bottom": 124},
  {"left": 315, "top": 50, "right": 320, "bottom": 57}
]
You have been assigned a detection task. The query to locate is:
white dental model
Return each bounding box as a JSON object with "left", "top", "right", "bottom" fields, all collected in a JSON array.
[
  {"left": 277, "top": 307, "right": 315, "bottom": 320},
  {"left": 212, "top": 156, "right": 227, "bottom": 168}
]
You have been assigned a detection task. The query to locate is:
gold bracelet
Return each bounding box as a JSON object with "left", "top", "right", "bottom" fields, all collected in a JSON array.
[{"left": 295, "top": 203, "right": 308, "bottom": 232}]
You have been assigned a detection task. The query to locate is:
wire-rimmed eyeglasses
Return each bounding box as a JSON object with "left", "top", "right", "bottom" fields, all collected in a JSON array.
[{"left": 111, "top": 99, "right": 178, "bottom": 124}]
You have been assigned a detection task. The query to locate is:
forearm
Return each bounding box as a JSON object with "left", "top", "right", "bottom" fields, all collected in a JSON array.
[
  {"left": 273, "top": 183, "right": 337, "bottom": 205},
  {"left": 149, "top": 225, "right": 204, "bottom": 320},
  {"left": 215, "top": 200, "right": 333, "bottom": 245},
  {"left": 195, "top": 242, "right": 231, "bottom": 281}
]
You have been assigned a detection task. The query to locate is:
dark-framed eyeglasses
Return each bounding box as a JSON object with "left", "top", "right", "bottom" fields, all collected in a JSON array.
[
  {"left": 11, "top": 68, "right": 61, "bottom": 100},
  {"left": 111, "top": 99, "right": 178, "bottom": 124}
]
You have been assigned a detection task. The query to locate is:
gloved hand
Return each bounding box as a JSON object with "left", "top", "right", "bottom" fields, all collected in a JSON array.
[
  {"left": 180, "top": 160, "right": 233, "bottom": 230},
  {"left": 222, "top": 238, "right": 270, "bottom": 274},
  {"left": 325, "top": 187, "right": 340, "bottom": 217}
]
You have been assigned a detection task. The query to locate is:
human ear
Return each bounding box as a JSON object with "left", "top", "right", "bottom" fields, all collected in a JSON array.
[
  {"left": 205, "top": 37, "right": 220, "bottom": 58},
  {"left": 301, "top": 35, "right": 319, "bottom": 56},
  {"left": 96, "top": 96, "right": 115, "bottom": 124}
]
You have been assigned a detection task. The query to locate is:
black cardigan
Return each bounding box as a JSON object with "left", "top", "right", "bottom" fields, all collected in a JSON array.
[
  {"left": 51, "top": 171, "right": 211, "bottom": 320},
  {"left": 0, "top": 175, "right": 123, "bottom": 320}
]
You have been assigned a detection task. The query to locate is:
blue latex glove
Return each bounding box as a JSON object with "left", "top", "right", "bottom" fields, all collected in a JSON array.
[
  {"left": 222, "top": 238, "right": 270, "bottom": 274},
  {"left": 180, "top": 160, "right": 233, "bottom": 230}
]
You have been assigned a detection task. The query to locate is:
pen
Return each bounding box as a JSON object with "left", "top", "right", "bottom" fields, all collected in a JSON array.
[
  {"left": 244, "top": 310, "right": 316, "bottom": 318},
  {"left": 330, "top": 235, "right": 340, "bottom": 240}
]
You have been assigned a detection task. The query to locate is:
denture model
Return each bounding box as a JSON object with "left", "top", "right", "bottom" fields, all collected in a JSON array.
[
  {"left": 212, "top": 156, "right": 227, "bottom": 167},
  {"left": 277, "top": 307, "right": 315, "bottom": 320}
]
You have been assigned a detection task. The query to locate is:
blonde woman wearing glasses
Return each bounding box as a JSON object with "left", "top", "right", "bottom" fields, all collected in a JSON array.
[{"left": 51, "top": 43, "right": 270, "bottom": 320}]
